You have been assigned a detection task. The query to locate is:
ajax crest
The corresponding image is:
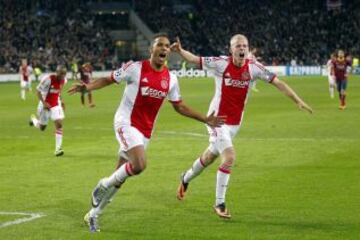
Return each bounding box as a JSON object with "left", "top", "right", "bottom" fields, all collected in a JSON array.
[{"left": 161, "top": 79, "right": 168, "bottom": 89}]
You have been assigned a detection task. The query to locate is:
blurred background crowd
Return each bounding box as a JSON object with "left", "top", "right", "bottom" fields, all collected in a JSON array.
[{"left": 1, "top": 0, "right": 359, "bottom": 73}]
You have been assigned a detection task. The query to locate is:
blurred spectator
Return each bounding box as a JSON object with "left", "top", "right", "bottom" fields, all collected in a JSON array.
[
  {"left": 136, "top": 0, "right": 360, "bottom": 66},
  {"left": 0, "top": 0, "right": 116, "bottom": 73}
]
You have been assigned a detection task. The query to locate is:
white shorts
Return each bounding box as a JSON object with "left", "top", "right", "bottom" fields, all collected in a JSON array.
[
  {"left": 115, "top": 125, "right": 149, "bottom": 160},
  {"left": 37, "top": 102, "right": 65, "bottom": 125},
  {"left": 207, "top": 124, "right": 240, "bottom": 155},
  {"left": 20, "top": 80, "right": 31, "bottom": 89},
  {"left": 328, "top": 75, "right": 335, "bottom": 85}
]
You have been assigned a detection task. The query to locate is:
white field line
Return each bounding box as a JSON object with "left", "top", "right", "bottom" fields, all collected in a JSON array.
[{"left": 0, "top": 212, "right": 46, "bottom": 229}]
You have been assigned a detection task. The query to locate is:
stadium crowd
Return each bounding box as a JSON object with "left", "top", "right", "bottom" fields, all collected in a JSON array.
[
  {"left": 0, "top": 0, "right": 115, "bottom": 73},
  {"left": 1, "top": 0, "right": 360, "bottom": 73},
  {"left": 136, "top": 0, "right": 360, "bottom": 65}
]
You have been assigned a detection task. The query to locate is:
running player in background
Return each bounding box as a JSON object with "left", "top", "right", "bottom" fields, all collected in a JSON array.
[
  {"left": 29, "top": 65, "right": 67, "bottom": 156},
  {"left": 68, "top": 33, "right": 226, "bottom": 232},
  {"left": 79, "top": 63, "right": 95, "bottom": 107},
  {"left": 19, "top": 59, "right": 33, "bottom": 100},
  {"left": 331, "top": 50, "right": 352, "bottom": 110},
  {"left": 327, "top": 53, "right": 336, "bottom": 98},
  {"left": 171, "top": 34, "right": 313, "bottom": 219}
]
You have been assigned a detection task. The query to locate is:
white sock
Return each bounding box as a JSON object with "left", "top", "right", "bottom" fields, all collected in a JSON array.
[
  {"left": 216, "top": 168, "right": 231, "bottom": 206},
  {"left": 329, "top": 86, "right": 334, "bottom": 98},
  {"left": 89, "top": 186, "right": 120, "bottom": 217},
  {"left": 31, "top": 116, "right": 40, "bottom": 128},
  {"left": 21, "top": 89, "right": 25, "bottom": 100},
  {"left": 103, "top": 162, "right": 133, "bottom": 187},
  {"left": 55, "top": 129, "right": 63, "bottom": 150},
  {"left": 183, "top": 158, "right": 206, "bottom": 183}
]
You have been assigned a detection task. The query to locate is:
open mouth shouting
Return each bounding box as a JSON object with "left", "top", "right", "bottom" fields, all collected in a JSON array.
[
  {"left": 159, "top": 53, "right": 167, "bottom": 61},
  {"left": 239, "top": 52, "right": 245, "bottom": 58}
]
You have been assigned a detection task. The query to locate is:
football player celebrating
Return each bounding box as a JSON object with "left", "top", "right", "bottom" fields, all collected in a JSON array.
[
  {"left": 68, "top": 33, "right": 226, "bottom": 232},
  {"left": 171, "top": 34, "right": 312, "bottom": 219}
]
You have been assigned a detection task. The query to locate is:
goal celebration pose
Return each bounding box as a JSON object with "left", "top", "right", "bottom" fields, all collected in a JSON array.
[{"left": 171, "top": 34, "right": 313, "bottom": 218}]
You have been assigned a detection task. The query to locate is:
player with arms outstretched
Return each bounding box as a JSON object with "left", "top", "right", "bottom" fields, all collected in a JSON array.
[
  {"left": 171, "top": 34, "right": 313, "bottom": 219},
  {"left": 68, "top": 33, "right": 225, "bottom": 232},
  {"left": 29, "top": 65, "right": 67, "bottom": 156}
]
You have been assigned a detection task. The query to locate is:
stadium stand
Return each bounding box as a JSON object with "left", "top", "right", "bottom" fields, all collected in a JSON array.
[{"left": 1, "top": 0, "right": 360, "bottom": 73}]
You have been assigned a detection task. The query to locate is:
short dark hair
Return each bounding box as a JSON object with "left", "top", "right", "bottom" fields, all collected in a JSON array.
[{"left": 150, "top": 32, "right": 169, "bottom": 47}]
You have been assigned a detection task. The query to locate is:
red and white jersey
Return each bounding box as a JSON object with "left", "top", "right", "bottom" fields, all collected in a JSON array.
[
  {"left": 200, "top": 56, "right": 276, "bottom": 125},
  {"left": 111, "top": 60, "right": 182, "bottom": 138},
  {"left": 37, "top": 74, "right": 67, "bottom": 108},
  {"left": 19, "top": 65, "right": 33, "bottom": 82}
]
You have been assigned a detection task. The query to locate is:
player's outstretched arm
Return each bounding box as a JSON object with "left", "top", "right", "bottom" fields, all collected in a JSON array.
[
  {"left": 171, "top": 101, "right": 226, "bottom": 127},
  {"left": 272, "top": 77, "right": 313, "bottom": 113},
  {"left": 170, "top": 37, "right": 201, "bottom": 65},
  {"left": 271, "top": 77, "right": 313, "bottom": 114},
  {"left": 68, "top": 77, "right": 113, "bottom": 95}
]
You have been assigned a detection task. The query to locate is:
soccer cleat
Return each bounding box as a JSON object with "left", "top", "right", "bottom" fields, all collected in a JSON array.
[
  {"left": 29, "top": 114, "right": 36, "bottom": 126},
  {"left": 339, "top": 105, "right": 346, "bottom": 110},
  {"left": 91, "top": 178, "right": 109, "bottom": 208},
  {"left": 176, "top": 173, "right": 189, "bottom": 200},
  {"left": 213, "top": 203, "right": 231, "bottom": 219},
  {"left": 54, "top": 149, "right": 64, "bottom": 157},
  {"left": 84, "top": 212, "right": 100, "bottom": 232}
]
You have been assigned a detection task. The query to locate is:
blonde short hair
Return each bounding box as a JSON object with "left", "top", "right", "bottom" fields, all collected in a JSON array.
[{"left": 230, "top": 34, "right": 248, "bottom": 46}]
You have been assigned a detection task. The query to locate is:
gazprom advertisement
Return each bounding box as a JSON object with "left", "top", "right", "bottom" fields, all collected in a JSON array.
[{"left": 2, "top": 66, "right": 360, "bottom": 82}]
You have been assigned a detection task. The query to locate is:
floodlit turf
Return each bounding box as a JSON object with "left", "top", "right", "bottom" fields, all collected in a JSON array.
[{"left": 0, "top": 75, "right": 359, "bottom": 239}]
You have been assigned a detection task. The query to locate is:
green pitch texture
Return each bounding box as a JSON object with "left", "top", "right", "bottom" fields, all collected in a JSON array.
[{"left": 0, "top": 76, "right": 359, "bottom": 239}]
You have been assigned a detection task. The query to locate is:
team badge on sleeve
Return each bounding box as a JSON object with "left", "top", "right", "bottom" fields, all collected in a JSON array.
[{"left": 113, "top": 68, "right": 123, "bottom": 79}]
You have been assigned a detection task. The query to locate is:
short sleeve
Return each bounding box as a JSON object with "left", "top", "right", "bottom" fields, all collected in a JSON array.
[
  {"left": 167, "top": 73, "right": 182, "bottom": 104},
  {"left": 37, "top": 75, "right": 51, "bottom": 94},
  {"left": 200, "top": 56, "right": 227, "bottom": 71},
  {"left": 249, "top": 60, "right": 276, "bottom": 83},
  {"left": 110, "top": 61, "right": 136, "bottom": 84}
]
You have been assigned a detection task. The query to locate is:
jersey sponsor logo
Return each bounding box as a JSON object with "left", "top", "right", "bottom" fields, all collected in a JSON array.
[
  {"left": 141, "top": 86, "right": 167, "bottom": 99},
  {"left": 160, "top": 79, "right": 168, "bottom": 89},
  {"left": 141, "top": 77, "right": 148, "bottom": 83},
  {"left": 224, "top": 78, "right": 250, "bottom": 88}
]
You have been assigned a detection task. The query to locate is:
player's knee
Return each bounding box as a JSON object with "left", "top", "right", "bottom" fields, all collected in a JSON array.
[
  {"left": 220, "top": 155, "right": 235, "bottom": 170},
  {"left": 131, "top": 159, "right": 146, "bottom": 175},
  {"left": 202, "top": 154, "right": 216, "bottom": 166},
  {"left": 55, "top": 122, "right": 63, "bottom": 129}
]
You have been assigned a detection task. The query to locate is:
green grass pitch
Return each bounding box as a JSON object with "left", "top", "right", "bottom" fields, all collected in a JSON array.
[{"left": 0, "top": 76, "right": 359, "bottom": 239}]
